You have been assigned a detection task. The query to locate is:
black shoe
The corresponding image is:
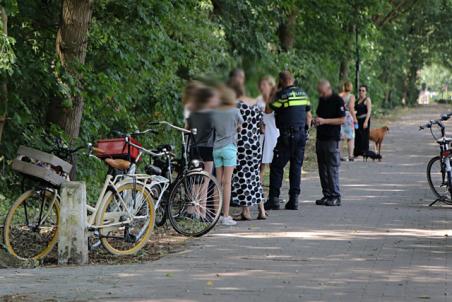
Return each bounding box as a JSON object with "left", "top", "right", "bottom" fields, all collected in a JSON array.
[
  {"left": 285, "top": 195, "right": 299, "bottom": 210},
  {"left": 325, "top": 197, "right": 341, "bottom": 206},
  {"left": 264, "top": 197, "right": 280, "bottom": 210},
  {"left": 315, "top": 196, "right": 329, "bottom": 205}
]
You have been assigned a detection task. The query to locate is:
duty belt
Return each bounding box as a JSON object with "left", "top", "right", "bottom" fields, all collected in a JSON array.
[{"left": 279, "top": 126, "right": 304, "bottom": 134}]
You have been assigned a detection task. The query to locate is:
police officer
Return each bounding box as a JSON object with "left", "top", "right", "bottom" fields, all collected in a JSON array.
[{"left": 265, "top": 71, "right": 312, "bottom": 210}]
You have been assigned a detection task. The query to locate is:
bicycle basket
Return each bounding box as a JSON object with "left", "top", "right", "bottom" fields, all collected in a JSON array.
[
  {"left": 11, "top": 146, "right": 72, "bottom": 186},
  {"left": 95, "top": 137, "right": 142, "bottom": 161}
]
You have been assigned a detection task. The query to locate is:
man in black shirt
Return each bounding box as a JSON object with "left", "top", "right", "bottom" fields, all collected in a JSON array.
[{"left": 314, "top": 80, "right": 346, "bottom": 206}]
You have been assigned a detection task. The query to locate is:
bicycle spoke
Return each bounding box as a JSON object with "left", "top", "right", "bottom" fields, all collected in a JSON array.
[
  {"left": 5, "top": 190, "right": 59, "bottom": 260},
  {"left": 98, "top": 183, "right": 154, "bottom": 254},
  {"left": 168, "top": 172, "right": 222, "bottom": 236}
]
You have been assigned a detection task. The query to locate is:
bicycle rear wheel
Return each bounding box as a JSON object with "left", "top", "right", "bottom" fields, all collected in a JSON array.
[
  {"left": 96, "top": 182, "right": 155, "bottom": 255},
  {"left": 167, "top": 171, "right": 222, "bottom": 237},
  {"left": 3, "top": 189, "right": 60, "bottom": 260},
  {"left": 426, "top": 156, "right": 452, "bottom": 204}
]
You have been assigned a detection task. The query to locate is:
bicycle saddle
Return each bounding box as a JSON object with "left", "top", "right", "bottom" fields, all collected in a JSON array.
[
  {"left": 104, "top": 158, "right": 131, "bottom": 170},
  {"left": 145, "top": 164, "right": 162, "bottom": 176}
]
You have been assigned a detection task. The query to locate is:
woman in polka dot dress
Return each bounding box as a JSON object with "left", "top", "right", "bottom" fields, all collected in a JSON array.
[{"left": 229, "top": 82, "right": 266, "bottom": 220}]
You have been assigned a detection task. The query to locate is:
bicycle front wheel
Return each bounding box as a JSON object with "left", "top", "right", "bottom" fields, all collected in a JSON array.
[
  {"left": 3, "top": 189, "right": 60, "bottom": 260},
  {"left": 167, "top": 171, "right": 223, "bottom": 237},
  {"left": 96, "top": 182, "right": 155, "bottom": 255},
  {"left": 427, "top": 156, "right": 452, "bottom": 204}
]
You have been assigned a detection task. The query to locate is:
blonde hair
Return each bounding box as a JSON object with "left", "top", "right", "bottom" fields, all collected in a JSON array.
[
  {"left": 217, "top": 85, "right": 237, "bottom": 108},
  {"left": 342, "top": 81, "right": 353, "bottom": 93},
  {"left": 259, "top": 75, "right": 276, "bottom": 88}
]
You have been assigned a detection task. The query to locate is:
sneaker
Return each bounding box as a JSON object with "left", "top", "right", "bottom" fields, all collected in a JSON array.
[
  {"left": 340, "top": 157, "right": 348, "bottom": 162},
  {"left": 220, "top": 216, "right": 237, "bottom": 226},
  {"left": 315, "top": 196, "right": 328, "bottom": 205},
  {"left": 325, "top": 198, "right": 341, "bottom": 206},
  {"left": 348, "top": 157, "right": 355, "bottom": 162}
]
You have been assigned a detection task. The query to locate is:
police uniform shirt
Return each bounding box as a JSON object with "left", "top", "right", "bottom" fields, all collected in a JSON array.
[
  {"left": 270, "top": 85, "right": 311, "bottom": 130},
  {"left": 316, "top": 93, "right": 346, "bottom": 141}
]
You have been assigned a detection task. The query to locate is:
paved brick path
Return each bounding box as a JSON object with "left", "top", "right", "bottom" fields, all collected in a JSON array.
[{"left": 1, "top": 105, "right": 451, "bottom": 302}]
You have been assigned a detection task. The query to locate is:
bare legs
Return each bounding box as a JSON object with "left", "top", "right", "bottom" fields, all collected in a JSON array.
[
  {"left": 216, "top": 166, "right": 234, "bottom": 218},
  {"left": 198, "top": 161, "right": 214, "bottom": 218},
  {"left": 341, "top": 138, "right": 354, "bottom": 160},
  {"left": 258, "top": 163, "right": 268, "bottom": 219},
  {"left": 347, "top": 138, "right": 354, "bottom": 159}
]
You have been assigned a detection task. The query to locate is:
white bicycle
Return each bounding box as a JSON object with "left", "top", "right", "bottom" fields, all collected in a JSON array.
[{"left": 4, "top": 141, "right": 156, "bottom": 260}]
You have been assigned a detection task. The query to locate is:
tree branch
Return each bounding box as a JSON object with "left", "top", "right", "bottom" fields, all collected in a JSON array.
[{"left": 373, "top": 0, "right": 420, "bottom": 27}]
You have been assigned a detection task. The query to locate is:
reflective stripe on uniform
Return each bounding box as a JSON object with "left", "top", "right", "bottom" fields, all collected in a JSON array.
[
  {"left": 283, "top": 99, "right": 310, "bottom": 107},
  {"left": 272, "top": 98, "right": 310, "bottom": 108},
  {"left": 270, "top": 92, "right": 311, "bottom": 109}
]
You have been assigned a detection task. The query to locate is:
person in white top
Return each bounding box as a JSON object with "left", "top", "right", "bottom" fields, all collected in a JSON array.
[{"left": 257, "top": 76, "right": 279, "bottom": 212}]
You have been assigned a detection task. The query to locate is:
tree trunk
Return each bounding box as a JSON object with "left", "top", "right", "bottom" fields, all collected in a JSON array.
[
  {"left": 406, "top": 54, "right": 421, "bottom": 106},
  {"left": 338, "top": 23, "right": 354, "bottom": 83},
  {"left": 0, "top": 6, "right": 8, "bottom": 143},
  {"left": 49, "top": 0, "right": 92, "bottom": 139},
  {"left": 278, "top": 9, "right": 298, "bottom": 52},
  {"left": 339, "top": 59, "right": 349, "bottom": 83},
  {"left": 407, "top": 65, "right": 419, "bottom": 106},
  {"left": 402, "top": 78, "right": 408, "bottom": 106}
]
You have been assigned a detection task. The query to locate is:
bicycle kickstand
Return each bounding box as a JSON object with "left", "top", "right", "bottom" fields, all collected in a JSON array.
[{"left": 429, "top": 196, "right": 448, "bottom": 206}]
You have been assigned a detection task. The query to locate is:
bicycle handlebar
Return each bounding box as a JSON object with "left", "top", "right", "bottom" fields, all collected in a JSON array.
[
  {"left": 112, "top": 129, "right": 158, "bottom": 138},
  {"left": 149, "top": 121, "right": 196, "bottom": 135},
  {"left": 419, "top": 113, "right": 452, "bottom": 131},
  {"left": 419, "top": 112, "right": 451, "bottom": 141}
]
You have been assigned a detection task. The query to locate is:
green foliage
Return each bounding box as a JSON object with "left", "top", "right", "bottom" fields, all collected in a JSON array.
[
  {"left": 1, "top": 0, "right": 452, "bottom": 205},
  {"left": 0, "top": 33, "right": 15, "bottom": 74}
]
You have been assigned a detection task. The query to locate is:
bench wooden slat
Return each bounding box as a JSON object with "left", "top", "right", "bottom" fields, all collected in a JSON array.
[{"left": 17, "top": 145, "right": 72, "bottom": 174}]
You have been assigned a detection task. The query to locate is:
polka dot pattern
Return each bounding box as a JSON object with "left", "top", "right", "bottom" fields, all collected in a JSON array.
[{"left": 231, "top": 101, "right": 265, "bottom": 207}]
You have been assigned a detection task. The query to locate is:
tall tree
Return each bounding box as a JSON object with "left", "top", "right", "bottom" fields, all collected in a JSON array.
[
  {"left": 0, "top": 5, "right": 8, "bottom": 142},
  {"left": 278, "top": 7, "right": 298, "bottom": 52},
  {"left": 48, "top": 0, "right": 92, "bottom": 139}
]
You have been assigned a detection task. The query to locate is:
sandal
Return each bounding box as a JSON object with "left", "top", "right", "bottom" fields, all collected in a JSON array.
[
  {"left": 257, "top": 210, "right": 268, "bottom": 220},
  {"left": 241, "top": 213, "right": 252, "bottom": 221}
]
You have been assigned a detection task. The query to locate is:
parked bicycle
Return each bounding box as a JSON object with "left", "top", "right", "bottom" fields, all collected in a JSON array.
[
  {"left": 113, "top": 121, "right": 223, "bottom": 237},
  {"left": 4, "top": 138, "right": 156, "bottom": 260},
  {"left": 420, "top": 112, "right": 452, "bottom": 206}
]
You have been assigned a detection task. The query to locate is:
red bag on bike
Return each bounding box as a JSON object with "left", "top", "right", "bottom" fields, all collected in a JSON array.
[{"left": 95, "top": 137, "right": 142, "bottom": 161}]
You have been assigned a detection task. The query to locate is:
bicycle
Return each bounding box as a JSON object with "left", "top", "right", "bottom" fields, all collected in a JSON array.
[
  {"left": 4, "top": 139, "right": 156, "bottom": 260},
  {"left": 117, "top": 121, "right": 223, "bottom": 237},
  {"left": 420, "top": 112, "right": 452, "bottom": 206}
]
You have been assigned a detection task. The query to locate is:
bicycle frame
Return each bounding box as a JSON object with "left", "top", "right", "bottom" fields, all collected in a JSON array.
[
  {"left": 121, "top": 121, "right": 200, "bottom": 209},
  {"left": 426, "top": 121, "right": 451, "bottom": 183},
  {"left": 421, "top": 114, "right": 452, "bottom": 205},
  {"left": 35, "top": 173, "right": 153, "bottom": 231}
]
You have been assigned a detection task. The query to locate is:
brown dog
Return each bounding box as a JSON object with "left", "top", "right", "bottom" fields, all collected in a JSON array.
[{"left": 369, "top": 126, "right": 389, "bottom": 157}]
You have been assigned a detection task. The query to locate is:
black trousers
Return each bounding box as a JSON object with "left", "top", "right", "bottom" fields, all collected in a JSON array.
[
  {"left": 269, "top": 129, "right": 306, "bottom": 198},
  {"left": 354, "top": 118, "right": 370, "bottom": 157},
  {"left": 316, "top": 140, "right": 341, "bottom": 198}
]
